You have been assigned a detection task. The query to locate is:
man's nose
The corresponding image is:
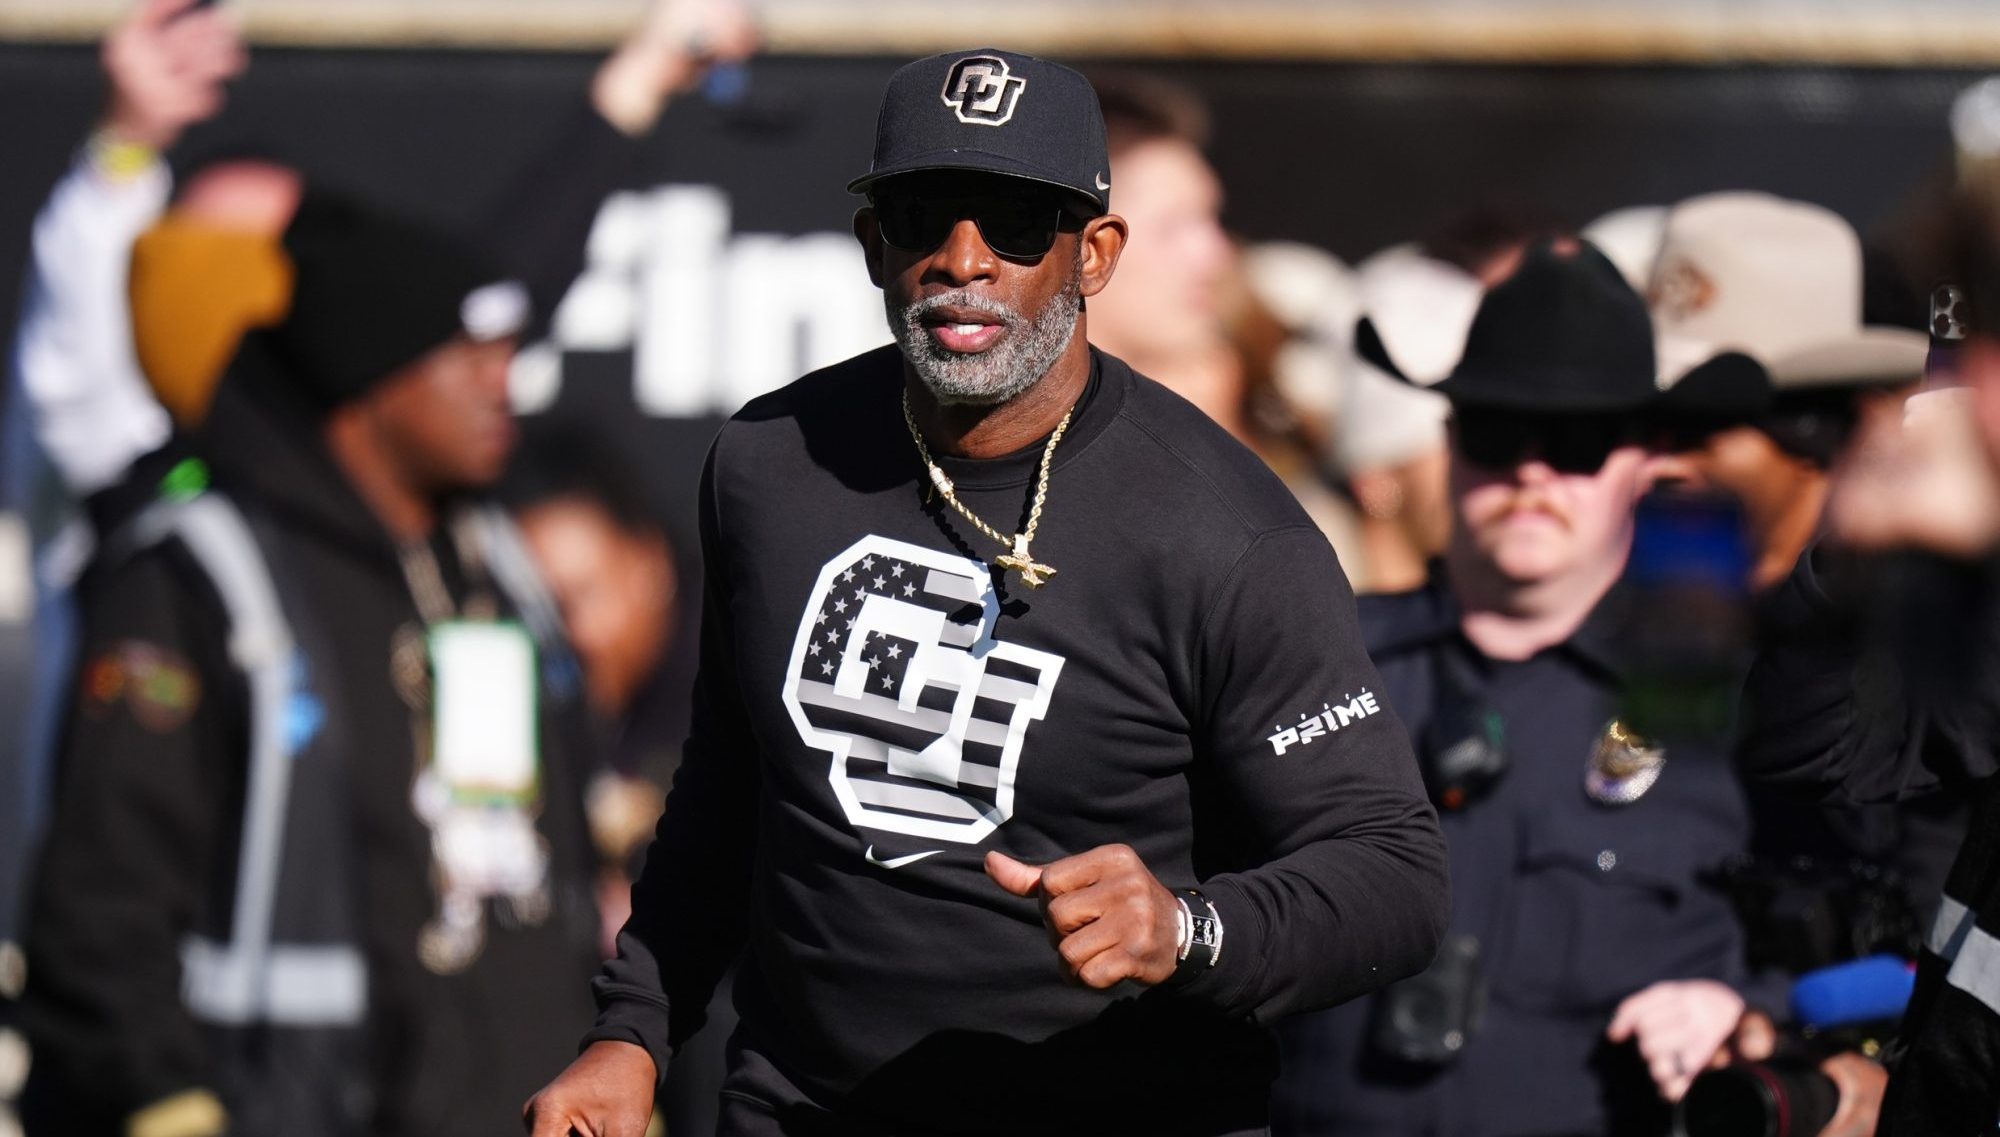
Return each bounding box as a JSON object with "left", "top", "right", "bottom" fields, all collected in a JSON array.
[
  {"left": 1514, "top": 456, "right": 1558, "bottom": 485},
  {"left": 923, "top": 217, "right": 998, "bottom": 286},
  {"left": 477, "top": 350, "right": 516, "bottom": 401}
]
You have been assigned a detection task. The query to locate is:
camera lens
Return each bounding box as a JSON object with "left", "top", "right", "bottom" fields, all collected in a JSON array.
[{"left": 1677, "top": 1063, "right": 1839, "bottom": 1137}]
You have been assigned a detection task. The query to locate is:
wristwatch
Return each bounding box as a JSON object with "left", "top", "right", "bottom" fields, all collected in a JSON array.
[{"left": 1174, "top": 888, "right": 1224, "bottom": 974}]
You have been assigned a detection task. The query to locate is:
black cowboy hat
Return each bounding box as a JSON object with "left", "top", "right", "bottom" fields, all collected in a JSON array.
[{"left": 1357, "top": 238, "right": 1765, "bottom": 417}]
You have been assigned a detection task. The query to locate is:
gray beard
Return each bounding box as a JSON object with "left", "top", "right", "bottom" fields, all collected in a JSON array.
[{"left": 887, "top": 258, "right": 1084, "bottom": 407}]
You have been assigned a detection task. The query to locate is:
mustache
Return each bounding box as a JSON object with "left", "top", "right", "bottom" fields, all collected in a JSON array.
[
  {"left": 898, "top": 291, "right": 1022, "bottom": 327},
  {"left": 1498, "top": 490, "right": 1573, "bottom": 528}
]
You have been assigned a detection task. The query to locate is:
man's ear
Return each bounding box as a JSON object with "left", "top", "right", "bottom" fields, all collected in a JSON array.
[
  {"left": 1078, "top": 213, "right": 1129, "bottom": 300},
  {"left": 853, "top": 207, "right": 886, "bottom": 288}
]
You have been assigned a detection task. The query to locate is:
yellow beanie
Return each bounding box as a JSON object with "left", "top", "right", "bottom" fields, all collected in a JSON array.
[{"left": 128, "top": 217, "right": 295, "bottom": 426}]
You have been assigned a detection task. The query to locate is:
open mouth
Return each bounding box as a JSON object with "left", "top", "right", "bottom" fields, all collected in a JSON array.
[{"left": 920, "top": 305, "right": 1008, "bottom": 354}]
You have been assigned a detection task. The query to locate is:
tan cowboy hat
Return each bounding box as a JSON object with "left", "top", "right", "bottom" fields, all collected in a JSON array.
[{"left": 1647, "top": 191, "right": 1928, "bottom": 390}]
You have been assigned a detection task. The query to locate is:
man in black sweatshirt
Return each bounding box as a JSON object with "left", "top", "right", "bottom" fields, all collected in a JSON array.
[{"left": 526, "top": 49, "right": 1449, "bottom": 1137}]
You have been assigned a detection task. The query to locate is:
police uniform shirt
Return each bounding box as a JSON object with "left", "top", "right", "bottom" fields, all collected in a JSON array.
[
  {"left": 1274, "top": 580, "right": 1757, "bottom": 1137},
  {"left": 584, "top": 345, "right": 1449, "bottom": 1136}
]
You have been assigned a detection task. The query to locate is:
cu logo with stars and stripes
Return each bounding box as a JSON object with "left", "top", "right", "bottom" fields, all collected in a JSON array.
[{"left": 782, "top": 535, "right": 1065, "bottom": 844}]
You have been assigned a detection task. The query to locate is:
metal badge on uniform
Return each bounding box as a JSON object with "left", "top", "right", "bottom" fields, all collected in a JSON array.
[{"left": 1583, "top": 718, "right": 1666, "bottom": 805}]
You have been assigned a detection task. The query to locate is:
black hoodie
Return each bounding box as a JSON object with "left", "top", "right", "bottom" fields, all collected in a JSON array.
[{"left": 22, "top": 344, "right": 601, "bottom": 1137}]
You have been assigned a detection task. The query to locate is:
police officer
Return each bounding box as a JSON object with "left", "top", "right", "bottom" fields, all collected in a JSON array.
[{"left": 1273, "top": 240, "right": 1768, "bottom": 1137}]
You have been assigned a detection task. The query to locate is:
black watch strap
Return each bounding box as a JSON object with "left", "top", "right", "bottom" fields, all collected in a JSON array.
[{"left": 1174, "top": 888, "right": 1223, "bottom": 975}]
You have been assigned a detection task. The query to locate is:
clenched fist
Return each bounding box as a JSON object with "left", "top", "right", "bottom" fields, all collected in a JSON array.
[
  {"left": 522, "top": 1040, "right": 657, "bottom": 1137},
  {"left": 985, "top": 844, "right": 1184, "bottom": 989}
]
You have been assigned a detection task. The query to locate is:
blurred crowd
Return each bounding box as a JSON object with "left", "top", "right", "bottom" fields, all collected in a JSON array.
[{"left": 6, "top": 0, "right": 2000, "bottom": 1135}]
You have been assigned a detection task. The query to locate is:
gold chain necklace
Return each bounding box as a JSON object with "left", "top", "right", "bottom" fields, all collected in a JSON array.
[{"left": 901, "top": 388, "right": 1072, "bottom": 588}]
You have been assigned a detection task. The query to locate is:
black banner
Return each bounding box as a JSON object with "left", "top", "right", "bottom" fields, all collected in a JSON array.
[{"left": 0, "top": 46, "right": 1981, "bottom": 543}]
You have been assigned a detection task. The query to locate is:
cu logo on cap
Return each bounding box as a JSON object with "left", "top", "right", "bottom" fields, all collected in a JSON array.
[{"left": 942, "top": 56, "right": 1027, "bottom": 127}]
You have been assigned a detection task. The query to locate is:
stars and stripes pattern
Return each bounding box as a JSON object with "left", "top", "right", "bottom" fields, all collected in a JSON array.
[{"left": 784, "top": 535, "right": 1064, "bottom": 845}]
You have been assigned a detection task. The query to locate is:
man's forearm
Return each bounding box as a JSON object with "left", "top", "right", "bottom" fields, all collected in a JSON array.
[
  {"left": 1176, "top": 809, "right": 1450, "bottom": 1022},
  {"left": 15, "top": 148, "right": 173, "bottom": 495}
]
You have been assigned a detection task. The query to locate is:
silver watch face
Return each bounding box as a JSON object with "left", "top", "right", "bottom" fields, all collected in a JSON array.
[{"left": 1189, "top": 915, "right": 1221, "bottom": 949}]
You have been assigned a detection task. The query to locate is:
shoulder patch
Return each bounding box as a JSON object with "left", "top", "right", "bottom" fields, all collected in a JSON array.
[{"left": 83, "top": 640, "right": 203, "bottom": 733}]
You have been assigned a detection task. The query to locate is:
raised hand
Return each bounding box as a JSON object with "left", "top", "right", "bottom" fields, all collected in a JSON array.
[
  {"left": 101, "top": 0, "right": 247, "bottom": 151},
  {"left": 591, "top": 0, "right": 759, "bottom": 137}
]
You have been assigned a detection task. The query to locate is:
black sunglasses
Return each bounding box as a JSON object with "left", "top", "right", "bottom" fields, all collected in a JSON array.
[
  {"left": 1455, "top": 410, "right": 1639, "bottom": 475},
  {"left": 872, "top": 193, "right": 1083, "bottom": 260}
]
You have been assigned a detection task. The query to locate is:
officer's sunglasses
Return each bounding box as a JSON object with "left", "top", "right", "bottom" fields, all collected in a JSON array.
[
  {"left": 871, "top": 192, "right": 1085, "bottom": 260},
  {"left": 1454, "top": 410, "right": 1642, "bottom": 475}
]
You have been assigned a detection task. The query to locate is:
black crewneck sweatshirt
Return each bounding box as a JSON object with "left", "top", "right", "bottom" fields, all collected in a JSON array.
[{"left": 585, "top": 346, "right": 1448, "bottom": 1134}]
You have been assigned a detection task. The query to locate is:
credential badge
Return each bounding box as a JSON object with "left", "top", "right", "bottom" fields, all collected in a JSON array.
[{"left": 942, "top": 55, "right": 1027, "bottom": 127}]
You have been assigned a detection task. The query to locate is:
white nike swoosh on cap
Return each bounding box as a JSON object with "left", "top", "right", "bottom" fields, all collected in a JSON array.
[
  {"left": 865, "top": 845, "right": 943, "bottom": 869},
  {"left": 1094, "top": 172, "right": 1110, "bottom": 191}
]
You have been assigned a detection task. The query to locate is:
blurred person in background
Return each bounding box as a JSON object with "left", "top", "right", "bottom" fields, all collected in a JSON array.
[
  {"left": 1085, "top": 76, "right": 1381, "bottom": 572},
  {"left": 1218, "top": 248, "right": 1371, "bottom": 570},
  {"left": 1418, "top": 205, "right": 1565, "bottom": 290},
  {"left": 1647, "top": 192, "right": 1929, "bottom": 594},
  {"left": 1334, "top": 242, "right": 1486, "bottom": 594},
  {"left": 1332, "top": 359, "right": 1452, "bottom": 594},
  {"left": 9, "top": 0, "right": 755, "bottom": 528},
  {"left": 7, "top": 0, "right": 239, "bottom": 507},
  {"left": 0, "top": 10, "right": 250, "bottom": 1128},
  {"left": 1353, "top": 243, "right": 1485, "bottom": 390},
  {"left": 1274, "top": 241, "right": 1771, "bottom": 1137},
  {"left": 1235, "top": 240, "right": 1450, "bottom": 593},
  {"left": 1624, "top": 190, "right": 1953, "bottom": 1137},
  {"left": 1732, "top": 200, "right": 2000, "bottom": 1136},
  {"left": 500, "top": 429, "right": 678, "bottom": 953},
  {"left": 1237, "top": 241, "right": 1365, "bottom": 471},
  {"left": 1639, "top": 197, "right": 1961, "bottom": 1060},
  {"left": 498, "top": 429, "right": 739, "bottom": 1137},
  {"left": 21, "top": 197, "right": 602, "bottom": 1137},
  {"left": 503, "top": 429, "right": 684, "bottom": 863},
  {"left": 1083, "top": 71, "right": 1239, "bottom": 424},
  {"left": 1, "top": 0, "right": 755, "bottom": 909},
  {"left": 0, "top": 0, "right": 247, "bottom": 992},
  {"left": 11, "top": 4, "right": 757, "bottom": 1136}
]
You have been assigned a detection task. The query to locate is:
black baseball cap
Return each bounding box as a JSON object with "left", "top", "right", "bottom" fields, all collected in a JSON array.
[{"left": 847, "top": 48, "right": 1112, "bottom": 216}]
